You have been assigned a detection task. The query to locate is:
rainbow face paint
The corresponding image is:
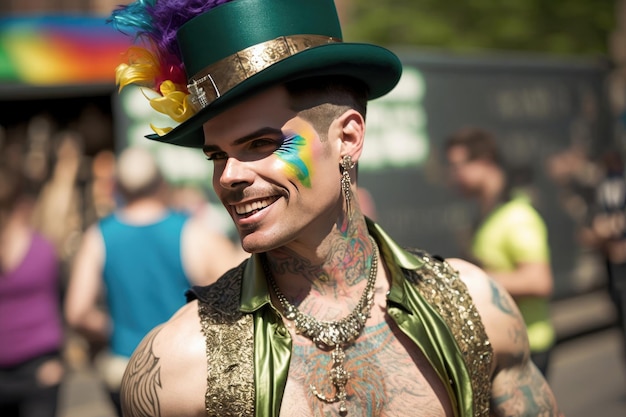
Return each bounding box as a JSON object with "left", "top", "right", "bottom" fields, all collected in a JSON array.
[{"left": 274, "top": 125, "right": 316, "bottom": 188}]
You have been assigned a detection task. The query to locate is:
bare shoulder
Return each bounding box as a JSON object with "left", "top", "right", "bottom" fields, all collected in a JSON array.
[
  {"left": 445, "top": 258, "right": 528, "bottom": 367},
  {"left": 121, "top": 300, "right": 207, "bottom": 417},
  {"left": 445, "top": 258, "right": 493, "bottom": 299},
  {"left": 445, "top": 258, "right": 563, "bottom": 416}
]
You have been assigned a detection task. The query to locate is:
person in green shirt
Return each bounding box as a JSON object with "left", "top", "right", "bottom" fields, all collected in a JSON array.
[
  {"left": 445, "top": 127, "right": 556, "bottom": 377},
  {"left": 109, "top": 1, "right": 562, "bottom": 416}
]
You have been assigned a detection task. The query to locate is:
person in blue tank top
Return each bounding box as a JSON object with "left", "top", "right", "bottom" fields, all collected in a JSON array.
[{"left": 64, "top": 146, "right": 247, "bottom": 416}]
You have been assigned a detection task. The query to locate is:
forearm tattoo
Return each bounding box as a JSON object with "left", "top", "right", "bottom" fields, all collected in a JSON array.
[{"left": 120, "top": 329, "right": 163, "bottom": 417}]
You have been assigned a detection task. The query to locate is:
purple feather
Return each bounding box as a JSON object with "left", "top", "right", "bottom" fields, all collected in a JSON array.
[
  {"left": 111, "top": 0, "right": 233, "bottom": 87},
  {"left": 146, "top": 0, "right": 232, "bottom": 60}
]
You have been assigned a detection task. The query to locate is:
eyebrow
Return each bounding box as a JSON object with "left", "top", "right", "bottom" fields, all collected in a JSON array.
[{"left": 202, "top": 126, "right": 284, "bottom": 154}]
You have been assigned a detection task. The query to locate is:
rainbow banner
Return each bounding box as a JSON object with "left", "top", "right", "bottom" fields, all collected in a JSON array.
[{"left": 0, "top": 15, "right": 132, "bottom": 85}]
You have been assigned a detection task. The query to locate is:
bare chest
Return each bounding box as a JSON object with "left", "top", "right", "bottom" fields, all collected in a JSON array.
[{"left": 279, "top": 315, "right": 455, "bottom": 417}]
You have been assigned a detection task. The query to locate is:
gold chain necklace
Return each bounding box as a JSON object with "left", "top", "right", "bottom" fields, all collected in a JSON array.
[{"left": 263, "top": 237, "right": 379, "bottom": 415}]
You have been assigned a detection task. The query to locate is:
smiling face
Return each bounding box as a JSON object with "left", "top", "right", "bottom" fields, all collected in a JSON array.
[{"left": 202, "top": 85, "right": 346, "bottom": 253}]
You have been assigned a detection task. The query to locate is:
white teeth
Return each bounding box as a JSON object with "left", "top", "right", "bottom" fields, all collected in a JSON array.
[{"left": 235, "top": 198, "right": 273, "bottom": 215}]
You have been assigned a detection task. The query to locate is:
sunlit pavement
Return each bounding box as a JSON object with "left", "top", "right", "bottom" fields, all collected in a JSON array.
[
  {"left": 58, "top": 369, "right": 116, "bottom": 417},
  {"left": 551, "top": 328, "right": 626, "bottom": 417}
]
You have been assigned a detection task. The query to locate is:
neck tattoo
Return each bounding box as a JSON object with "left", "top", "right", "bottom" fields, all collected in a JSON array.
[{"left": 263, "top": 236, "right": 379, "bottom": 415}]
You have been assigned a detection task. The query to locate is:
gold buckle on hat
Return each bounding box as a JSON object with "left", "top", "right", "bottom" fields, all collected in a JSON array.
[{"left": 187, "top": 34, "right": 341, "bottom": 112}]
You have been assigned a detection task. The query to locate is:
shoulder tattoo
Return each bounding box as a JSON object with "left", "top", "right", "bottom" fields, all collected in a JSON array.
[
  {"left": 489, "top": 278, "right": 516, "bottom": 317},
  {"left": 121, "top": 328, "right": 163, "bottom": 417}
]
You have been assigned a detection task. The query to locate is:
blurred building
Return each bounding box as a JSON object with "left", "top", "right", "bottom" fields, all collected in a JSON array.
[{"left": 0, "top": 0, "right": 124, "bottom": 15}]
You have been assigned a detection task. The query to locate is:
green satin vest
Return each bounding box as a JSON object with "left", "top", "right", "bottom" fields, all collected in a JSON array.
[{"left": 189, "top": 221, "right": 493, "bottom": 416}]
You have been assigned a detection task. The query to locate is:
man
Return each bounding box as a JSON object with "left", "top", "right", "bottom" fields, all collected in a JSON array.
[
  {"left": 111, "top": 0, "right": 563, "bottom": 416},
  {"left": 590, "top": 150, "right": 626, "bottom": 365},
  {"left": 445, "top": 127, "right": 556, "bottom": 377},
  {"left": 64, "top": 146, "right": 246, "bottom": 416}
]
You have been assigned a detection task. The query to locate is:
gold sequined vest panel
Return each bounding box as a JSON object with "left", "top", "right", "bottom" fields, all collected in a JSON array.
[
  {"left": 405, "top": 249, "right": 493, "bottom": 417},
  {"left": 190, "top": 262, "right": 256, "bottom": 417}
]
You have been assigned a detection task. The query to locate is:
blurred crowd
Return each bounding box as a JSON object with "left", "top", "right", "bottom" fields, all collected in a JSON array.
[{"left": 0, "top": 113, "right": 246, "bottom": 417}]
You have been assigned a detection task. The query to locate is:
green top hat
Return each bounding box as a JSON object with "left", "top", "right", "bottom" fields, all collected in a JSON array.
[{"left": 145, "top": 0, "right": 402, "bottom": 148}]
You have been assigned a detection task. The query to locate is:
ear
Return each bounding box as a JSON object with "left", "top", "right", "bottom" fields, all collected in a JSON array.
[{"left": 330, "top": 109, "right": 366, "bottom": 163}]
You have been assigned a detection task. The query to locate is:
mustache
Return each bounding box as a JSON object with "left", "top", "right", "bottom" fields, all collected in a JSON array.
[{"left": 220, "top": 184, "right": 288, "bottom": 204}]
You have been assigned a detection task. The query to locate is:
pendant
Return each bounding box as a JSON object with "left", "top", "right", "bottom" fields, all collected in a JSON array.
[{"left": 310, "top": 345, "right": 350, "bottom": 415}]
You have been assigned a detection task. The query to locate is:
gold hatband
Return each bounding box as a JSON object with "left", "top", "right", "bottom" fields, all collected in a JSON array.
[{"left": 187, "top": 34, "right": 342, "bottom": 111}]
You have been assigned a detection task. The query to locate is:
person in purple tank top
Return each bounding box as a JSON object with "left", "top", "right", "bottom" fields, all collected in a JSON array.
[{"left": 0, "top": 132, "right": 65, "bottom": 417}]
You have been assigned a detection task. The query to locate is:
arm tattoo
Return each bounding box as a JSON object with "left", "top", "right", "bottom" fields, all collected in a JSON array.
[
  {"left": 492, "top": 362, "right": 564, "bottom": 417},
  {"left": 121, "top": 329, "right": 163, "bottom": 417},
  {"left": 489, "top": 279, "right": 516, "bottom": 316},
  {"left": 489, "top": 278, "right": 530, "bottom": 368}
]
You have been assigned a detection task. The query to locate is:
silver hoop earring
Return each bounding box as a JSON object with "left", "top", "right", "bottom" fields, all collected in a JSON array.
[{"left": 341, "top": 155, "right": 355, "bottom": 218}]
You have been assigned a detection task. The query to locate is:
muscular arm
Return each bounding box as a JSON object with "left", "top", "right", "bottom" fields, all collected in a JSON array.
[
  {"left": 120, "top": 301, "right": 207, "bottom": 417},
  {"left": 447, "top": 258, "right": 563, "bottom": 417}
]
